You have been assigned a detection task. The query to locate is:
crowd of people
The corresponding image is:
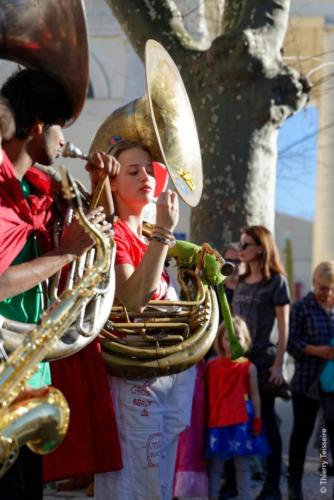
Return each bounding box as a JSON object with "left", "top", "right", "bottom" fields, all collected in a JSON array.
[{"left": 0, "top": 67, "right": 333, "bottom": 500}]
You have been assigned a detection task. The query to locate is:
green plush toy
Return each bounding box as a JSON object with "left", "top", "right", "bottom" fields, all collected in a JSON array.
[{"left": 168, "top": 240, "right": 244, "bottom": 360}]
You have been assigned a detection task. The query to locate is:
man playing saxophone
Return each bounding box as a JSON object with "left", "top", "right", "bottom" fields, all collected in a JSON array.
[{"left": 0, "top": 68, "right": 119, "bottom": 500}]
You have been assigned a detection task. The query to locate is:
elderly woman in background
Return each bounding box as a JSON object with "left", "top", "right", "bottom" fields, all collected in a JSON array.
[{"left": 287, "top": 261, "right": 334, "bottom": 500}]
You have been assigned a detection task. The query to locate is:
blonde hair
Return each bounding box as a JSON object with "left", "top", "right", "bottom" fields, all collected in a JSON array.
[
  {"left": 214, "top": 316, "right": 252, "bottom": 356},
  {"left": 107, "top": 139, "right": 150, "bottom": 160},
  {"left": 313, "top": 261, "right": 334, "bottom": 284}
]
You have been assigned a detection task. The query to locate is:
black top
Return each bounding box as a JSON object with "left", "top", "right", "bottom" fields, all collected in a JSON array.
[{"left": 233, "top": 273, "right": 290, "bottom": 366}]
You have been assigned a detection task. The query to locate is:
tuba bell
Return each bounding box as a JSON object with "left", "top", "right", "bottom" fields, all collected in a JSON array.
[
  {"left": 0, "top": 0, "right": 116, "bottom": 360},
  {"left": 89, "top": 40, "right": 233, "bottom": 378},
  {"left": 90, "top": 39, "right": 203, "bottom": 207},
  {"left": 0, "top": 0, "right": 89, "bottom": 125}
]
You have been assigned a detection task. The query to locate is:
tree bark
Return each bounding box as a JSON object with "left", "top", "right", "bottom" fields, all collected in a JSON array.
[{"left": 105, "top": 0, "right": 310, "bottom": 247}]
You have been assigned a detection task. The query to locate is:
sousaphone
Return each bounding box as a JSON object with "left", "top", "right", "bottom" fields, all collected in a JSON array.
[
  {"left": 90, "top": 40, "right": 226, "bottom": 378},
  {"left": 0, "top": 0, "right": 89, "bottom": 124},
  {"left": 0, "top": 0, "right": 115, "bottom": 361}
]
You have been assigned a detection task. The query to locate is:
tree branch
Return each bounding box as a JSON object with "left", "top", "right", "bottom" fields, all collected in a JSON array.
[
  {"left": 105, "top": 0, "right": 207, "bottom": 63},
  {"left": 165, "top": 0, "right": 211, "bottom": 50},
  {"left": 222, "top": 0, "right": 291, "bottom": 58}
]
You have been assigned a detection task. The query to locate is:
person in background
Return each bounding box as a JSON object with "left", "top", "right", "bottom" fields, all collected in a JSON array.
[
  {"left": 206, "top": 316, "right": 270, "bottom": 500},
  {"left": 215, "top": 243, "right": 241, "bottom": 499},
  {"left": 287, "top": 261, "right": 334, "bottom": 500},
  {"left": 233, "top": 225, "right": 290, "bottom": 500}
]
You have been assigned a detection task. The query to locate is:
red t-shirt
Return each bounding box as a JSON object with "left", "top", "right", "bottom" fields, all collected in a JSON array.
[
  {"left": 206, "top": 357, "right": 250, "bottom": 427},
  {"left": 114, "top": 219, "right": 170, "bottom": 300},
  {"left": 0, "top": 151, "right": 54, "bottom": 275}
]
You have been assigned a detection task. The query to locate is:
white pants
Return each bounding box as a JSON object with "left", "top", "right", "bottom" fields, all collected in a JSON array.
[{"left": 95, "top": 368, "right": 196, "bottom": 500}]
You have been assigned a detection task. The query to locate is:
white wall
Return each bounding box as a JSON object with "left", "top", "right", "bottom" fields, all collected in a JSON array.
[{"left": 275, "top": 212, "right": 313, "bottom": 295}]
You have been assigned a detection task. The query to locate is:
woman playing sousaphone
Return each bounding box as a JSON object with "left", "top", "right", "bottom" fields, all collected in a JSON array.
[
  {"left": 94, "top": 137, "right": 198, "bottom": 500},
  {"left": 89, "top": 38, "right": 243, "bottom": 499},
  {"left": 93, "top": 129, "right": 244, "bottom": 499}
]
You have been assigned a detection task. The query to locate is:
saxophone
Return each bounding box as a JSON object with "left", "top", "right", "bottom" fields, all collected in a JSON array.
[{"left": 0, "top": 168, "right": 112, "bottom": 477}]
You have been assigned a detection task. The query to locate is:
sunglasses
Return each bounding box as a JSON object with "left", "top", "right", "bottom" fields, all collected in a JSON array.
[
  {"left": 238, "top": 242, "right": 258, "bottom": 251},
  {"left": 226, "top": 258, "right": 241, "bottom": 265}
]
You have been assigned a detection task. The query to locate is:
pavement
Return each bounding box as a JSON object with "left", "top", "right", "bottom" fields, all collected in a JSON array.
[
  {"left": 44, "top": 396, "right": 331, "bottom": 499},
  {"left": 43, "top": 458, "right": 334, "bottom": 500}
]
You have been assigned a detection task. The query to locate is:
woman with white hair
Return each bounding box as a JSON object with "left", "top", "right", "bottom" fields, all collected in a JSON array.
[{"left": 288, "top": 261, "right": 334, "bottom": 500}]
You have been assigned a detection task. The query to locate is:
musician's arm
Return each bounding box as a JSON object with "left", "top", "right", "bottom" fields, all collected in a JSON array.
[
  {"left": 115, "top": 240, "right": 170, "bottom": 312},
  {"left": 0, "top": 251, "right": 76, "bottom": 301},
  {"left": 115, "top": 191, "right": 178, "bottom": 312},
  {"left": 0, "top": 209, "right": 112, "bottom": 302}
]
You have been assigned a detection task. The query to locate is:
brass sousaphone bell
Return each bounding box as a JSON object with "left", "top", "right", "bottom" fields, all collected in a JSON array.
[
  {"left": 90, "top": 40, "right": 220, "bottom": 378},
  {"left": 90, "top": 39, "right": 203, "bottom": 207},
  {"left": 0, "top": 0, "right": 89, "bottom": 124}
]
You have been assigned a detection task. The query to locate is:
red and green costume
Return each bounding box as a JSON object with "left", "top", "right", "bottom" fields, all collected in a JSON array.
[{"left": 0, "top": 151, "right": 121, "bottom": 480}]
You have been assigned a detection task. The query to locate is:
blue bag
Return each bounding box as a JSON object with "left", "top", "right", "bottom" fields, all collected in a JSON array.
[{"left": 320, "top": 338, "right": 334, "bottom": 393}]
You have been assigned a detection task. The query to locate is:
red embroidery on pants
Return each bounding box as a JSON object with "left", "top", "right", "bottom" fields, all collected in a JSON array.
[
  {"left": 133, "top": 398, "right": 154, "bottom": 408},
  {"left": 147, "top": 432, "right": 161, "bottom": 467},
  {"left": 130, "top": 382, "right": 150, "bottom": 396}
]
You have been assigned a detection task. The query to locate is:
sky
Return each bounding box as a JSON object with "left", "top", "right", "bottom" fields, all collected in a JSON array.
[{"left": 275, "top": 105, "right": 318, "bottom": 221}]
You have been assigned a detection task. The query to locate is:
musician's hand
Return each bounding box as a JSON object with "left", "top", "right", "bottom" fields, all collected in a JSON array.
[
  {"left": 156, "top": 190, "right": 179, "bottom": 232},
  {"left": 59, "top": 216, "right": 95, "bottom": 257},
  {"left": 85, "top": 152, "right": 120, "bottom": 177},
  {"left": 87, "top": 206, "right": 113, "bottom": 239},
  {"left": 0, "top": 98, "right": 15, "bottom": 163},
  {"left": 60, "top": 207, "right": 113, "bottom": 259}
]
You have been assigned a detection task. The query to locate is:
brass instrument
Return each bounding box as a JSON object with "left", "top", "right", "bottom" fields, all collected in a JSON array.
[
  {"left": 89, "top": 40, "right": 229, "bottom": 378},
  {"left": 90, "top": 39, "right": 203, "bottom": 208},
  {"left": 102, "top": 248, "right": 221, "bottom": 379},
  {"left": 0, "top": 0, "right": 116, "bottom": 360},
  {"left": 1, "top": 144, "right": 116, "bottom": 361},
  {"left": 0, "top": 0, "right": 89, "bottom": 124},
  {"left": 0, "top": 169, "right": 112, "bottom": 476}
]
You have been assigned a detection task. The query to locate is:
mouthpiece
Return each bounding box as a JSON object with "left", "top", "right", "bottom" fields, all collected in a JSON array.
[{"left": 62, "top": 142, "right": 88, "bottom": 161}]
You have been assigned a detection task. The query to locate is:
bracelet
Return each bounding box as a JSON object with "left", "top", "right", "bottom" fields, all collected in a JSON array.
[
  {"left": 151, "top": 230, "right": 173, "bottom": 240},
  {"left": 149, "top": 235, "right": 176, "bottom": 247},
  {"left": 152, "top": 225, "right": 174, "bottom": 237}
]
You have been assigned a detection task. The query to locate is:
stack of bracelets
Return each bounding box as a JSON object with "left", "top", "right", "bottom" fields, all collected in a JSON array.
[{"left": 149, "top": 224, "right": 176, "bottom": 247}]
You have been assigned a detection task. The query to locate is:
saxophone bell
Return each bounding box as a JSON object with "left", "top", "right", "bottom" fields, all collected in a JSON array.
[{"left": 0, "top": 388, "right": 69, "bottom": 478}]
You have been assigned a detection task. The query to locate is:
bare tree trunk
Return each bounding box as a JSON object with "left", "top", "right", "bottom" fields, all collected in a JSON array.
[{"left": 105, "top": 0, "right": 310, "bottom": 247}]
